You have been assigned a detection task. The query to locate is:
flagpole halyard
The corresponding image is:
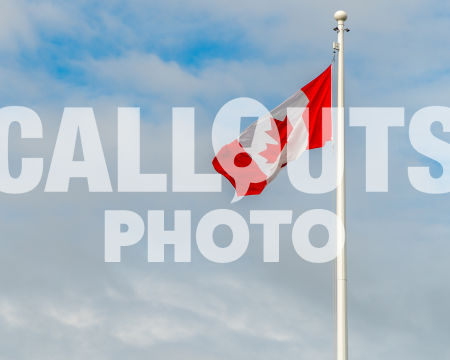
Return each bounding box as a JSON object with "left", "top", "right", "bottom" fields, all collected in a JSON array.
[{"left": 334, "top": 9, "right": 348, "bottom": 360}]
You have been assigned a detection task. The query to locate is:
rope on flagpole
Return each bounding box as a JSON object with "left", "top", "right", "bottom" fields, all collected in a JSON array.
[{"left": 332, "top": 47, "right": 337, "bottom": 64}]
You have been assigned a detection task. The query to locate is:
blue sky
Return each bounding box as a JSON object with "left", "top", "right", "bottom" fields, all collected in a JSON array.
[{"left": 0, "top": 1, "right": 450, "bottom": 359}]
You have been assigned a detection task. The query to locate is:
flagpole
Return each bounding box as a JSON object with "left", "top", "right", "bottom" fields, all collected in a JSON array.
[{"left": 334, "top": 9, "right": 348, "bottom": 360}]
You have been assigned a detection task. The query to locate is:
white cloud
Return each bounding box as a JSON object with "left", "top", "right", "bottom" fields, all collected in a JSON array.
[
  {"left": 0, "top": 299, "right": 24, "bottom": 327},
  {"left": 45, "top": 305, "right": 101, "bottom": 328},
  {"left": 112, "top": 315, "right": 201, "bottom": 347}
]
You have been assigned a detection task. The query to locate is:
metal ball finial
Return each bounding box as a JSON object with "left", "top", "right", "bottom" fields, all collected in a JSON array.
[{"left": 334, "top": 10, "right": 348, "bottom": 21}]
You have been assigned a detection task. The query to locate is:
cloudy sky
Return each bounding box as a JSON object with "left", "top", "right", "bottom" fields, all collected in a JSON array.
[{"left": 0, "top": 0, "right": 449, "bottom": 359}]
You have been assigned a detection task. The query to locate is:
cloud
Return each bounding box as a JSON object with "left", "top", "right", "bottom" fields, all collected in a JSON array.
[
  {"left": 0, "top": 299, "right": 24, "bottom": 327},
  {"left": 45, "top": 305, "right": 101, "bottom": 328},
  {"left": 112, "top": 315, "right": 202, "bottom": 347}
]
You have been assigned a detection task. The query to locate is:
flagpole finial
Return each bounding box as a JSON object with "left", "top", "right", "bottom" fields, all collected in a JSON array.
[{"left": 334, "top": 10, "right": 348, "bottom": 22}]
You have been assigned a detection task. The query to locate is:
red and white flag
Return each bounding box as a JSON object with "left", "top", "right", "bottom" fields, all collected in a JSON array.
[{"left": 212, "top": 65, "right": 332, "bottom": 197}]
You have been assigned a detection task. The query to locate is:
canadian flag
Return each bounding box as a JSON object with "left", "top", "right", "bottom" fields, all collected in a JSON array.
[{"left": 212, "top": 65, "right": 332, "bottom": 197}]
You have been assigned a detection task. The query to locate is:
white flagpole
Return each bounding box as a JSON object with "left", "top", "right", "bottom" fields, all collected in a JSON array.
[{"left": 334, "top": 9, "right": 348, "bottom": 360}]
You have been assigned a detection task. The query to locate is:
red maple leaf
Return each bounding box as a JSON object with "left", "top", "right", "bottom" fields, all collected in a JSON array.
[{"left": 259, "top": 116, "right": 293, "bottom": 164}]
